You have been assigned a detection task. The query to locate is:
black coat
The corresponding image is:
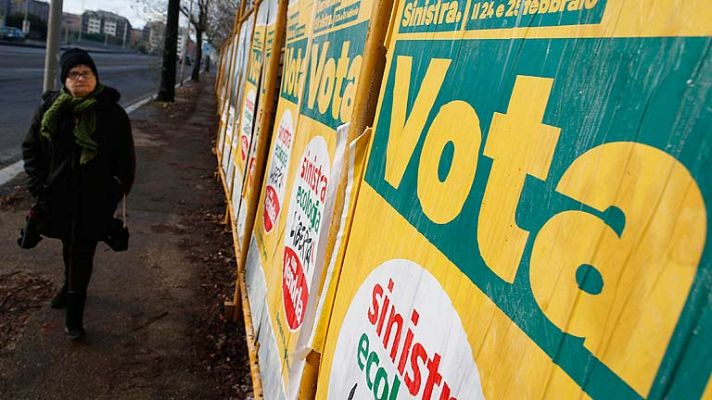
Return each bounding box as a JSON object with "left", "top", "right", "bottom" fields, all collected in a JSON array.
[{"left": 22, "top": 86, "right": 136, "bottom": 241}]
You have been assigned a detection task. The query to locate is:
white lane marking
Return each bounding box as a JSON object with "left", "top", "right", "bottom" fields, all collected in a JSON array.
[{"left": 0, "top": 93, "right": 156, "bottom": 186}]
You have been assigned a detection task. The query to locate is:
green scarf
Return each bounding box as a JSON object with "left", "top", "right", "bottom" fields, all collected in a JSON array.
[{"left": 40, "top": 84, "right": 105, "bottom": 165}]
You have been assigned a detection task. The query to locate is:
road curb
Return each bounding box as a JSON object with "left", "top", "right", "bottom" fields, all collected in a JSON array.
[
  {"left": 0, "top": 160, "right": 24, "bottom": 187},
  {"left": 125, "top": 94, "right": 156, "bottom": 114}
]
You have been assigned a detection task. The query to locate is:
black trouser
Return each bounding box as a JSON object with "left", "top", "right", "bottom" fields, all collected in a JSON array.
[{"left": 61, "top": 239, "right": 97, "bottom": 294}]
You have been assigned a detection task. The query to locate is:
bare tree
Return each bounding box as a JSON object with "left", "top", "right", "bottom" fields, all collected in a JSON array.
[
  {"left": 181, "top": 0, "right": 213, "bottom": 81},
  {"left": 206, "top": 0, "right": 239, "bottom": 48},
  {"left": 132, "top": 1, "right": 168, "bottom": 25},
  {"left": 138, "top": 0, "right": 238, "bottom": 81}
]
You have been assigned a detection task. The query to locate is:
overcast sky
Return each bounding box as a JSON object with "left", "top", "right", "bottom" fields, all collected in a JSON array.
[{"left": 62, "top": 0, "right": 155, "bottom": 29}]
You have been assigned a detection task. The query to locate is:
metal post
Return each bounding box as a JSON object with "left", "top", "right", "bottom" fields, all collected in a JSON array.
[
  {"left": 2, "top": 0, "right": 11, "bottom": 28},
  {"left": 22, "top": 0, "right": 30, "bottom": 34},
  {"left": 179, "top": 0, "right": 193, "bottom": 87},
  {"left": 43, "top": 0, "right": 63, "bottom": 92},
  {"left": 122, "top": 21, "right": 127, "bottom": 48},
  {"left": 77, "top": 0, "right": 84, "bottom": 42}
]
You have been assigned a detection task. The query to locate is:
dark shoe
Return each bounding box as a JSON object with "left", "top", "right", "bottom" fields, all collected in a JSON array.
[
  {"left": 65, "top": 292, "right": 86, "bottom": 341},
  {"left": 64, "top": 325, "right": 85, "bottom": 341},
  {"left": 50, "top": 286, "right": 67, "bottom": 309}
]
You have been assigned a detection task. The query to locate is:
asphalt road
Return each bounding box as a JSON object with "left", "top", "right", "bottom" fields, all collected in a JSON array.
[{"left": 0, "top": 44, "right": 189, "bottom": 167}]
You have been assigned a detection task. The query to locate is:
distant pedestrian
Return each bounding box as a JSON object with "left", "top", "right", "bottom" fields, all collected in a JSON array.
[{"left": 21, "top": 48, "right": 136, "bottom": 340}]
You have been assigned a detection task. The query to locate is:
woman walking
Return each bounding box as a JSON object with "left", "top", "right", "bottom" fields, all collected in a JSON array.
[{"left": 22, "top": 48, "right": 136, "bottom": 340}]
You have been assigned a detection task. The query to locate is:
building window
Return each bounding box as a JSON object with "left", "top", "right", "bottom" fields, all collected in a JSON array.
[
  {"left": 104, "top": 21, "right": 117, "bottom": 36},
  {"left": 88, "top": 18, "right": 101, "bottom": 34}
]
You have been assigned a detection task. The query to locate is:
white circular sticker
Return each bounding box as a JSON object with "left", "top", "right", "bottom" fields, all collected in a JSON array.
[
  {"left": 263, "top": 109, "right": 294, "bottom": 233},
  {"left": 240, "top": 88, "right": 257, "bottom": 162},
  {"left": 282, "top": 135, "right": 330, "bottom": 331},
  {"left": 328, "top": 259, "right": 484, "bottom": 400}
]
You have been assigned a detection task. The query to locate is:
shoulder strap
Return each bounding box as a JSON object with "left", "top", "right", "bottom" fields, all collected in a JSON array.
[
  {"left": 122, "top": 195, "right": 127, "bottom": 227},
  {"left": 41, "top": 90, "right": 60, "bottom": 110}
]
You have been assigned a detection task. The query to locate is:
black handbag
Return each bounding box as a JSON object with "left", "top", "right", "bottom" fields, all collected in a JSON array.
[
  {"left": 18, "top": 158, "right": 69, "bottom": 249},
  {"left": 17, "top": 201, "right": 47, "bottom": 249},
  {"left": 105, "top": 195, "right": 129, "bottom": 251}
]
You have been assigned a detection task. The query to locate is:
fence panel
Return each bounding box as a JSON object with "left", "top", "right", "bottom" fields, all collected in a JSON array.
[{"left": 316, "top": 0, "right": 712, "bottom": 399}]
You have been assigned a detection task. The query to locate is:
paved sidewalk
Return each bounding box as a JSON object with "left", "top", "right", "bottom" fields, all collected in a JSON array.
[{"left": 0, "top": 75, "right": 253, "bottom": 399}]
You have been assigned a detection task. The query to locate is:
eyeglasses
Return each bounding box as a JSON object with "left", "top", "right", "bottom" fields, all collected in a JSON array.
[{"left": 67, "top": 71, "right": 94, "bottom": 80}]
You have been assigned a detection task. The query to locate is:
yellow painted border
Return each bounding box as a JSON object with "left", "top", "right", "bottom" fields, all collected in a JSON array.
[{"left": 391, "top": 0, "right": 712, "bottom": 41}]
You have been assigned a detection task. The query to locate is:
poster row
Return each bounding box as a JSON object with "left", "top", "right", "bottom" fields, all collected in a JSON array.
[{"left": 214, "top": 0, "right": 712, "bottom": 398}]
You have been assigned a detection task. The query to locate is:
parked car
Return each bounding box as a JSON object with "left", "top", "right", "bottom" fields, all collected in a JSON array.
[{"left": 0, "top": 27, "right": 26, "bottom": 42}]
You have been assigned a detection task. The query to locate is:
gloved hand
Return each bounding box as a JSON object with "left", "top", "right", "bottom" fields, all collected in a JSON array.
[{"left": 17, "top": 203, "right": 45, "bottom": 249}]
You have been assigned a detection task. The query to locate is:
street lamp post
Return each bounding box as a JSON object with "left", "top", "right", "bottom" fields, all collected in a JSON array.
[
  {"left": 122, "top": 21, "right": 127, "bottom": 48},
  {"left": 78, "top": 0, "right": 84, "bottom": 42},
  {"left": 43, "top": 0, "right": 63, "bottom": 92},
  {"left": 179, "top": 0, "right": 194, "bottom": 87},
  {"left": 22, "top": 0, "right": 30, "bottom": 34},
  {"left": 2, "top": 0, "right": 12, "bottom": 29}
]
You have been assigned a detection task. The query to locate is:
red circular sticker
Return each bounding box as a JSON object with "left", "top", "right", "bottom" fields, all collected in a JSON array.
[
  {"left": 282, "top": 246, "right": 309, "bottom": 330},
  {"left": 240, "top": 134, "right": 249, "bottom": 161},
  {"left": 264, "top": 185, "right": 280, "bottom": 233},
  {"left": 239, "top": 89, "right": 256, "bottom": 162}
]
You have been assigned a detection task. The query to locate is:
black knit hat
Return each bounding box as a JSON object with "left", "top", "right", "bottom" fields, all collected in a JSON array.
[{"left": 60, "top": 48, "right": 98, "bottom": 84}]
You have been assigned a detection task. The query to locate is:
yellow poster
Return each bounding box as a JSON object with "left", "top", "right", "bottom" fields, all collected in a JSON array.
[
  {"left": 234, "top": 0, "right": 283, "bottom": 258},
  {"left": 231, "top": 1, "right": 271, "bottom": 229},
  {"left": 225, "top": 12, "right": 256, "bottom": 197},
  {"left": 217, "top": 36, "right": 239, "bottom": 171},
  {"left": 317, "top": 0, "right": 712, "bottom": 399},
  {"left": 244, "top": 0, "right": 314, "bottom": 398},
  {"left": 216, "top": 38, "right": 232, "bottom": 112},
  {"left": 243, "top": 0, "right": 394, "bottom": 395}
]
